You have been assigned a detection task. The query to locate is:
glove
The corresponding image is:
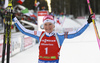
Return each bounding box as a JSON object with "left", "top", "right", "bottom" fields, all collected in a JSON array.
[
  {"left": 87, "top": 14, "right": 93, "bottom": 24},
  {"left": 12, "top": 13, "right": 18, "bottom": 23},
  {"left": 12, "top": 13, "right": 15, "bottom": 19}
]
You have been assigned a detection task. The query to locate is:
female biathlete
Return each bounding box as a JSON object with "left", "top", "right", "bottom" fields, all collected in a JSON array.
[{"left": 13, "top": 14, "right": 93, "bottom": 63}]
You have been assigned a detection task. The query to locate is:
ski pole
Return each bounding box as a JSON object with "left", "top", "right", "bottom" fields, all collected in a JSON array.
[
  {"left": 1, "top": 0, "right": 13, "bottom": 63},
  {"left": 87, "top": 0, "right": 100, "bottom": 49},
  {"left": 6, "top": 0, "right": 13, "bottom": 63},
  {"left": 2, "top": 17, "right": 8, "bottom": 63}
]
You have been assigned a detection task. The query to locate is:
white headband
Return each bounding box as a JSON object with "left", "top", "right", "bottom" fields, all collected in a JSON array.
[{"left": 43, "top": 19, "right": 55, "bottom": 24}]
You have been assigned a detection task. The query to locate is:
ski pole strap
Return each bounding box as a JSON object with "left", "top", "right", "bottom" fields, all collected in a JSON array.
[{"left": 92, "top": 13, "right": 95, "bottom": 19}]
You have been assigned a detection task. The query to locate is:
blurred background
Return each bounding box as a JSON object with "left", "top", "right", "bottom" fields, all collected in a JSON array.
[
  {"left": 13, "top": 0, "right": 100, "bottom": 17},
  {"left": 0, "top": 0, "right": 100, "bottom": 63}
]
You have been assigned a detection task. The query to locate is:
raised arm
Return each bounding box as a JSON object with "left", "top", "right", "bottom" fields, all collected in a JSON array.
[
  {"left": 67, "top": 14, "right": 93, "bottom": 39},
  {"left": 67, "top": 22, "right": 89, "bottom": 39},
  {"left": 56, "top": 14, "right": 93, "bottom": 46},
  {"left": 56, "top": 22, "right": 90, "bottom": 46},
  {"left": 13, "top": 17, "right": 42, "bottom": 42}
]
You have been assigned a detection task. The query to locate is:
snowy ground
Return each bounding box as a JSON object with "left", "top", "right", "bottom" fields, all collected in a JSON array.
[{"left": 10, "top": 17, "right": 100, "bottom": 63}]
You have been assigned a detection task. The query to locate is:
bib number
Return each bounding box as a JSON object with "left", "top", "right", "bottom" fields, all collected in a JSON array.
[{"left": 45, "top": 47, "right": 48, "bottom": 54}]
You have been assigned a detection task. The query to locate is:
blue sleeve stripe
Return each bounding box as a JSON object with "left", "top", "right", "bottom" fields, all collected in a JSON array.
[
  {"left": 57, "top": 34, "right": 65, "bottom": 46},
  {"left": 15, "top": 23, "right": 39, "bottom": 42},
  {"left": 67, "top": 23, "right": 89, "bottom": 38}
]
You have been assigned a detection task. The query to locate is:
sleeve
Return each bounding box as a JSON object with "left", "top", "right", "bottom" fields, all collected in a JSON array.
[
  {"left": 67, "top": 22, "right": 89, "bottom": 39},
  {"left": 13, "top": 17, "right": 42, "bottom": 42},
  {"left": 57, "top": 22, "right": 89, "bottom": 46},
  {"left": 56, "top": 33, "right": 65, "bottom": 46}
]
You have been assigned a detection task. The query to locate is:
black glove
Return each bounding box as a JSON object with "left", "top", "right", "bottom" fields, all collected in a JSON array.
[
  {"left": 87, "top": 14, "right": 93, "bottom": 24},
  {"left": 12, "top": 13, "right": 16, "bottom": 19}
]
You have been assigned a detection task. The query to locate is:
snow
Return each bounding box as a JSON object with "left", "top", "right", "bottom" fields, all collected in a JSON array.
[
  {"left": 10, "top": 17, "right": 100, "bottom": 63},
  {"left": 11, "top": 44, "right": 39, "bottom": 63}
]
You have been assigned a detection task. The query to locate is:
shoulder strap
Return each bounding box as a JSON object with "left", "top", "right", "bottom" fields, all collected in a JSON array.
[
  {"left": 55, "top": 33, "right": 60, "bottom": 48},
  {"left": 39, "top": 32, "right": 45, "bottom": 46}
]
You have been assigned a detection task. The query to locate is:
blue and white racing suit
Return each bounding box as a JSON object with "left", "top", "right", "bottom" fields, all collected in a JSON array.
[{"left": 13, "top": 17, "right": 90, "bottom": 63}]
